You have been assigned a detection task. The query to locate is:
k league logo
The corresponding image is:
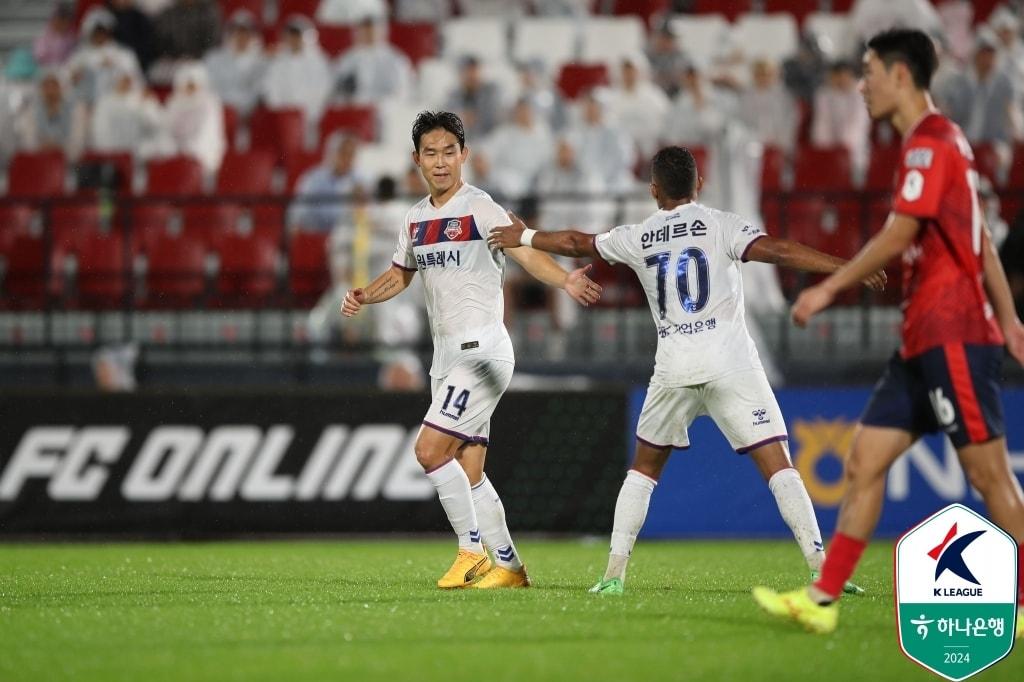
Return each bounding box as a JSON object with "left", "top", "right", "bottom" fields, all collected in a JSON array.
[{"left": 895, "top": 504, "right": 1017, "bottom": 681}]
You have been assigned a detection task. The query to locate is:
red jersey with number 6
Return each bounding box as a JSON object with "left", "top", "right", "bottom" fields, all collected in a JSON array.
[{"left": 891, "top": 112, "right": 1003, "bottom": 358}]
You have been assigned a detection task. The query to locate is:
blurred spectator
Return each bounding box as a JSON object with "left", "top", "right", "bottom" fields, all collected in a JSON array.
[
  {"left": 1, "top": 49, "right": 40, "bottom": 162},
  {"left": 811, "top": 60, "right": 870, "bottom": 178},
  {"left": 565, "top": 90, "right": 636, "bottom": 193},
  {"left": 261, "top": 16, "right": 332, "bottom": 125},
  {"left": 66, "top": 8, "right": 141, "bottom": 104},
  {"left": 394, "top": 0, "right": 453, "bottom": 22},
  {"left": 478, "top": 98, "right": 554, "bottom": 200},
  {"left": 154, "top": 0, "right": 220, "bottom": 61},
  {"left": 317, "top": 0, "right": 387, "bottom": 24},
  {"left": 646, "top": 24, "right": 689, "bottom": 97},
  {"left": 943, "top": 32, "right": 1018, "bottom": 159},
  {"left": 662, "top": 64, "right": 736, "bottom": 147},
  {"left": 90, "top": 66, "right": 169, "bottom": 159},
  {"left": 783, "top": 32, "right": 827, "bottom": 105},
  {"left": 454, "top": 0, "right": 528, "bottom": 16},
  {"left": 204, "top": 10, "right": 265, "bottom": 117},
  {"left": 288, "top": 132, "right": 369, "bottom": 232},
  {"left": 937, "top": 0, "right": 975, "bottom": 62},
  {"left": 738, "top": 59, "right": 798, "bottom": 154},
  {"left": 533, "top": 0, "right": 592, "bottom": 17},
  {"left": 607, "top": 55, "right": 670, "bottom": 159},
  {"left": 164, "top": 62, "right": 225, "bottom": 175},
  {"left": 108, "top": 0, "right": 157, "bottom": 77},
  {"left": 536, "top": 137, "right": 611, "bottom": 233},
  {"left": 513, "top": 59, "right": 566, "bottom": 132},
  {"left": 932, "top": 34, "right": 967, "bottom": 119},
  {"left": 32, "top": 2, "right": 77, "bottom": 67},
  {"left": 445, "top": 55, "right": 502, "bottom": 139},
  {"left": 850, "top": 0, "right": 944, "bottom": 46},
  {"left": 15, "top": 70, "right": 88, "bottom": 160},
  {"left": 92, "top": 343, "right": 138, "bottom": 392},
  {"left": 334, "top": 18, "right": 414, "bottom": 104},
  {"left": 990, "top": 8, "right": 1024, "bottom": 94}
]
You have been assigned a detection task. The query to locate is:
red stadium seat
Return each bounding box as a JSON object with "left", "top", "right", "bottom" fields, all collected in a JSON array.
[
  {"left": 556, "top": 63, "right": 610, "bottom": 99},
  {"left": 1006, "top": 143, "right": 1024, "bottom": 189},
  {"left": 778, "top": 197, "right": 864, "bottom": 302},
  {"left": 1, "top": 235, "right": 55, "bottom": 307},
  {"left": 216, "top": 150, "right": 276, "bottom": 195},
  {"left": 388, "top": 22, "right": 438, "bottom": 65},
  {"left": 144, "top": 233, "right": 207, "bottom": 307},
  {"left": 865, "top": 145, "right": 901, "bottom": 192},
  {"left": 0, "top": 204, "right": 37, "bottom": 254},
  {"left": 692, "top": 0, "right": 751, "bottom": 21},
  {"left": 761, "top": 145, "right": 786, "bottom": 192},
  {"left": 971, "top": 142, "right": 1003, "bottom": 186},
  {"left": 249, "top": 106, "right": 306, "bottom": 163},
  {"left": 319, "top": 105, "right": 377, "bottom": 144},
  {"left": 129, "top": 203, "right": 177, "bottom": 255},
  {"left": 223, "top": 104, "right": 240, "bottom": 150},
  {"left": 317, "top": 24, "right": 354, "bottom": 57},
  {"left": 182, "top": 203, "right": 244, "bottom": 249},
  {"left": 73, "top": 0, "right": 105, "bottom": 27},
  {"left": 8, "top": 151, "right": 66, "bottom": 198},
  {"left": 250, "top": 203, "right": 285, "bottom": 245},
  {"left": 288, "top": 230, "right": 330, "bottom": 304},
  {"left": 214, "top": 234, "right": 279, "bottom": 305},
  {"left": 286, "top": 150, "right": 322, "bottom": 192},
  {"left": 77, "top": 151, "right": 133, "bottom": 195},
  {"left": 219, "top": 0, "right": 264, "bottom": 23},
  {"left": 794, "top": 145, "right": 853, "bottom": 191},
  {"left": 764, "top": 0, "right": 818, "bottom": 26},
  {"left": 278, "top": 0, "right": 319, "bottom": 20},
  {"left": 73, "top": 231, "right": 129, "bottom": 307},
  {"left": 50, "top": 203, "right": 103, "bottom": 251},
  {"left": 145, "top": 156, "right": 204, "bottom": 196},
  {"left": 613, "top": 0, "right": 668, "bottom": 26}
]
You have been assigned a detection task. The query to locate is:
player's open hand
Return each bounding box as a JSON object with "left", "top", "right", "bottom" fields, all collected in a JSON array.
[
  {"left": 862, "top": 269, "right": 887, "bottom": 292},
  {"left": 1004, "top": 318, "right": 1024, "bottom": 366},
  {"left": 487, "top": 211, "right": 527, "bottom": 250},
  {"left": 791, "top": 284, "right": 834, "bottom": 327},
  {"left": 564, "top": 263, "right": 602, "bottom": 306},
  {"left": 341, "top": 288, "right": 365, "bottom": 317}
]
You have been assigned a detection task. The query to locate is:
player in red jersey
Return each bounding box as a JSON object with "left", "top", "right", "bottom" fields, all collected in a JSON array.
[{"left": 753, "top": 28, "right": 1024, "bottom": 634}]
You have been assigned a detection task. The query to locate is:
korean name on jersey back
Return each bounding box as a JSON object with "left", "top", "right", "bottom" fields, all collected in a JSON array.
[{"left": 641, "top": 219, "right": 709, "bottom": 249}]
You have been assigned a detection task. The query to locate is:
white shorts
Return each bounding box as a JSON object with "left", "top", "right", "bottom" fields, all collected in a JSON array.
[
  {"left": 635, "top": 368, "right": 787, "bottom": 453},
  {"left": 423, "top": 359, "right": 514, "bottom": 446}
]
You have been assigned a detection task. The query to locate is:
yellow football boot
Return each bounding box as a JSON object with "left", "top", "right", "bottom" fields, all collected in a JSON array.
[
  {"left": 469, "top": 565, "right": 531, "bottom": 589},
  {"left": 437, "top": 549, "right": 492, "bottom": 589},
  {"left": 752, "top": 586, "right": 839, "bottom": 634}
]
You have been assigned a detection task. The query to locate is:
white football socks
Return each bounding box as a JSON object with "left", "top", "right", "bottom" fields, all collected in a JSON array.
[
  {"left": 768, "top": 467, "right": 825, "bottom": 572},
  {"left": 604, "top": 469, "right": 657, "bottom": 582},
  {"left": 425, "top": 458, "right": 483, "bottom": 554},
  {"left": 471, "top": 475, "right": 523, "bottom": 570}
]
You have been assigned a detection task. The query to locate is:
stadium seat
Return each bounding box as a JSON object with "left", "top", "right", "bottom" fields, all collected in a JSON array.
[
  {"left": 779, "top": 197, "right": 864, "bottom": 302},
  {"left": 667, "top": 15, "right": 731, "bottom": 71},
  {"left": 0, "top": 204, "right": 37, "bottom": 254},
  {"left": 731, "top": 13, "right": 799, "bottom": 63},
  {"left": 415, "top": 58, "right": 458, "bottom": 108},
  {"left": 354, "top": 144, "right": 410, "bottom": 185},
  {"left": 77, "top": 151, "right": 133, "bottom": 195},
  {"left": 143, "top": 233, "right": 207, "bottom": 307},
  {"left": 692, "top": 0, "right": 751, "bottom": 22},
  {"left": 317, "top": 24, "right": 354, "bottom": 58},
  {"left": 865, "top": 146, "right": 901, "bottom": 192},
  {"left": 72, "top": 230, "right": 129, "bottom": 308},
  {"left": 8, "top": 151, "right": 66, "bottom": 198},
  {"left": 388, "top": 22, "right": 438, "bottom": 65},
  {"left": 277, "top": 0, "right": 319, "bottom": 22},
  {"left": 805, "top": 12, "right": 857, "bottom": 61},
  {"left": 1006, "top": 143, "right": 1024, "bottom": 190},
  {"left": 214, "top": 234, "right": 280, "bottom": 305},
  {"left": 764, "top": 0, "right": 819, "bottom": 27},
  {"left": 219, "top": 0, "right": 264, "bottom": 23},
  {"left": 761, "top": 145, "right": 787, "bottom": 192},
  {"left": 512, "top": 18, "right": 579, "bottom": 74},
  {"left": 285, "top": 150, "right": 322, "bottom": 192},
  {"left": 216, "top": 150, "right": 276, "bottom": 196},
  {"left": 319, "top": 105, "right": 377, "bottom": 144},
  {"left": 793, "top": 146, "right": 853, "bottom": 191},
  {"left": 579, "top": 16, "right": 646, "bottom": 65},
  {"left": 613, "top": 0, "right": 669, "bottom": 27},
  {"left": 249, "top": 203, "right": 286, "bottom": 246},
  {"left": 182, "top": 203, "right": 244, "bottom": 250},
  {"left": 223, "top": 104, "right": 239, "bottom": 150},
  {"left": 971, "top": 142, "right": 1004, "bottom": 186},
  {"left": 441, "top": 18, "right": 508, "bottom": 63},
  {"left": 2, "top": 235, "right": 46, "bottom": 306},
  {"left": 249, "top": 106, "right": 306, "bottom": 164},
  {"left": 145, "top": 156, "right": 205, "bottom": 196},
  {"left": 288, "top": 230, "right": 330, "bottom": 305},
  {"left": 129, "top": 203, "right": 177, "bottom": 255},
  {"left": 556, "top": 63, "right": 610, "bottom": 99},
  {"left": 50, "top": 203, "right": 103, "bottom": 252}
]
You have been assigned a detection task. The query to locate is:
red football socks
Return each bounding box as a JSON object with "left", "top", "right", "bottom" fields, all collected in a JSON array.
[{"left": 813, "top": 533, "right": 867, "bottom": 600}]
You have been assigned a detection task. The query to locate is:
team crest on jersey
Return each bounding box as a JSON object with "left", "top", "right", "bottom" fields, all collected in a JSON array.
[
  {"left": 444, "top": 219, "right": 463, "bottom": 240},
  {"left": 905, "top": 148, "right": 934, "bottom": 169}
]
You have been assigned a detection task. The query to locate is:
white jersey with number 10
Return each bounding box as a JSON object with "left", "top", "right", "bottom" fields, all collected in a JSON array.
[{"left": 594, "top": 202, "right": 767, "bottom": 386}]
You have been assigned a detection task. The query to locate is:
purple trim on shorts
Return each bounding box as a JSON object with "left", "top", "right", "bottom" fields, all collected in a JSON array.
[
  {"left": 392, "top": 260, "right": 417, "bottom": 272},
  {"left": 424, "top": 457, "right": 454, "bottom": 474},
  {"left": 740, "top": 234, "right": 767, "bottom": 262},
  {"left": 470, "top": 475, "right": 488, "bottom": 491},
  {"left": 422, "top": 420, "right": 489, "bottom": 446},
  {"left": 736, "top": 434, "right": 788, "bottom": 454},
  {"left": 636, "top": 435, "right": 690, "bottom": 451}
]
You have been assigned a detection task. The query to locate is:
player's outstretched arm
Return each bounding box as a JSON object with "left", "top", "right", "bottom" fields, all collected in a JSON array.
[
  {"left": 487, "top": 212, "right": 600, "bottom": 259},
  {"left": 341, "top": 264, "right": 416, "bottom": 318},
  {"left": 744, "top": 236, "right": 887, "bottom": 291},
  {"left": 791, "top": 213, "right": 919, "bottom": 327},
  {"left": 505, "top": 246, "right": 602, "bottom": 306},
  {"left": 980, "top": 227, "right": 1024, "bottom": 364}
]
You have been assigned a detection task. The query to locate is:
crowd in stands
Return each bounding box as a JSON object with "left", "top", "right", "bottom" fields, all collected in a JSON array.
[{"left": 2, "top": 0, "right": 1024, "bottom": 328}]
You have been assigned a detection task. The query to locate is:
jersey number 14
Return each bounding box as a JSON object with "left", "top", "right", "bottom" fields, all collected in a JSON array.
[{"left": 644, "top": 247, "right": 710, "bottom": 319}]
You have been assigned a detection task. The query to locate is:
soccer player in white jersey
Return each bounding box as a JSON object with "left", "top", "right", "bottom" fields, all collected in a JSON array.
[
  {"left": 489, "top": 146, "right": 885, "bottom": 595},
  {"left": 341, "top": 111, "right": 602, "bottom": 589}
]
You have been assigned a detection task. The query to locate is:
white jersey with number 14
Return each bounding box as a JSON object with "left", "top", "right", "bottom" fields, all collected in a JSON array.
[{"left": 594, "top": 202, "right": 766, "bottom": 386}]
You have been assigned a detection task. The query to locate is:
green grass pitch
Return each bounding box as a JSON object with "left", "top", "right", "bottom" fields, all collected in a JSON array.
[{"left": 0, "top": 539, "right": 1019, "bottom": 681}]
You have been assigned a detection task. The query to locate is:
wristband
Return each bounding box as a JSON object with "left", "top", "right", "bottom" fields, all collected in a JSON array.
[{"left": 520, "top": 228, "right": 537, "bottom": 247}]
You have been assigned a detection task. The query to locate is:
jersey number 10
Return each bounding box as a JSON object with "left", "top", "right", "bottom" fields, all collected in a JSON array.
[{"left": 644, "top": 247, "right": 710, "bottom": 319}]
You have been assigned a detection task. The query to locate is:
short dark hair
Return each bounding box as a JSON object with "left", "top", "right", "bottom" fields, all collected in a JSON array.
[
  {"left": 411, "top": 110, "right": 466, "bottom": 151},
  {"left": 651, "top": 146, "right": 697, "bottom": 200},
  {"left": 866, "top": 28, "right": 938, "bottom": 90}
]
